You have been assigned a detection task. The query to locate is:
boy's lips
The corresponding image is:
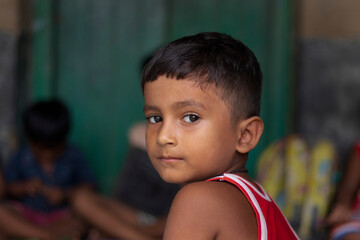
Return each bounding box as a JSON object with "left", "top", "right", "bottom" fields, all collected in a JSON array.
[{"left": 158, "top": 155, "right": 184, "bottom": 162}]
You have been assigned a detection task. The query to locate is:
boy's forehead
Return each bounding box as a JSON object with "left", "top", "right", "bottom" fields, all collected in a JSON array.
[
  {"left": 143, "top": 76, "right": 230, "bottom": 112},
  {"left": 144, "top": 76, "right": 215, "bottom": 100}
]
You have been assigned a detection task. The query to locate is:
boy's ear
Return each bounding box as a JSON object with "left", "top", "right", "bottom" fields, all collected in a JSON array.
[{"left": 235, "top": 116, "right": 264, "bottom": 154}]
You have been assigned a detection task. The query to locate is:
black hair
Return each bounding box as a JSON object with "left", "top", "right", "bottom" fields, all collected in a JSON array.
[
  {"left": 141, "top": 32, "right": 262, "bottom": 121},
  {"left": 23, "top": 99, "right": 70, "bottom": 147}
]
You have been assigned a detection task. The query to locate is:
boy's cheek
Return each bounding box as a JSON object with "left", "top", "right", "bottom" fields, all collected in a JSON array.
[
  {"left": 148, "top": 155, "right": 160, "bottom": 171},
  {"left": 145, "top": 142, "right": 156, "bottom": 160}
]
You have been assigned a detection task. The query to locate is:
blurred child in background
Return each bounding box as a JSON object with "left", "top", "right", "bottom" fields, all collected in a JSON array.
[
  {"left": 3, "top": 99, "right": 97, "bottom": 238},
  {"left": 327, "top": 142, "right": 360, "bottom": 240}
]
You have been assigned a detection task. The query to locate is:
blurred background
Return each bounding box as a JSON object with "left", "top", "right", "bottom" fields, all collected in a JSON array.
[{"left": 0, "top": 0, "right": 359, "bottom": 197}]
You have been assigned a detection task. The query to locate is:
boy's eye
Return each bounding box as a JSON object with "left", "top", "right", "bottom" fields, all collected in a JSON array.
[
  {"left": 183, "top": 114, "right": 199, "bottom": 123},
  {"left": 147, "top": 116, "right": 162, "bottom": 124}
]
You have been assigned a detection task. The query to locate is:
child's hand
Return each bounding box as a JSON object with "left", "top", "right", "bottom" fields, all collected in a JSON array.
[
  {"left": 43, "top": 185, "right": 66, "bottom": 205},
  {"left": 326, "top": 203, "right": 353, "bottom": 225},
  {"left": 25, "top": 178, "right": 43, "bottom": 195}
]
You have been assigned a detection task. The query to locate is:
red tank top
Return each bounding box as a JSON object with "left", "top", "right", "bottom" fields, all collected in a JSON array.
[{"left": 208, "top": 173, "right": 300, "bottom": 240}]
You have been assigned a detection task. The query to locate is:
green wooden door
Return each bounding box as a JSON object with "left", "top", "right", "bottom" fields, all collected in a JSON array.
[{"left": 30, "top": 0, "right": 294, "bottom": 193}]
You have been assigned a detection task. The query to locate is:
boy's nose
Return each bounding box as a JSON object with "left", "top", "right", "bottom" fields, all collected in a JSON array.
[{"left": 156, "top": 121, "right": 177, "bottom": 146}]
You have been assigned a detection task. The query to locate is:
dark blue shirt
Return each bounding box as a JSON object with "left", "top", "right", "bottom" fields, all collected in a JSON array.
[{"left": 4, "top": 145, "right": 97, "bottom": 213}]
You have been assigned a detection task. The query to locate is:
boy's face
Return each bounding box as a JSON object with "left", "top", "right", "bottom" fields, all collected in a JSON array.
[{"left": 144, "top": 75, "right": 242, "bottom": 184}]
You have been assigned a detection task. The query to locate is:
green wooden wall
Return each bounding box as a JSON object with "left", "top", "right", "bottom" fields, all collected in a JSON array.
[{"left": 30, "top": 0, "right": 294, "bottom": 193}]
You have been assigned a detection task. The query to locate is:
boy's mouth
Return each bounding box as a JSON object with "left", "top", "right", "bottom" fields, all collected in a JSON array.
[{"left": 158, "top": 155, "right": 184, "bottom": 162}]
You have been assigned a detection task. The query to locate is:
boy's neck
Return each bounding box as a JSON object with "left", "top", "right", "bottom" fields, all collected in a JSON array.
[{"left": 226, "top": 167, "right": 248, "bottom": 174}]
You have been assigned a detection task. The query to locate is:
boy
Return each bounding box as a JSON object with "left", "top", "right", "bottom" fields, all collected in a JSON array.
[
  {"left": 4, "top": 99, "right": 96, "bottom": 238},
  {"left": 142, "top": 32, "right": 300, "bottom": 239}
]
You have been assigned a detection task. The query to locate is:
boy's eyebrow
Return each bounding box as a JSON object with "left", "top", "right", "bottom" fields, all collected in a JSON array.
[
  {"left": 143, "top": 100, "right": 208, "bottom": 113},
  {"left": 172, "top": 100, "right": 208, "bottom": 110},
  {"left": 143, "top": 105, "right": 159, "bottom": 113}
]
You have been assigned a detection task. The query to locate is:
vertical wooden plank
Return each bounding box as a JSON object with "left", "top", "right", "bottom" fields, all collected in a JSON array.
[
  {"left": 30, "top": 0, "right": 54, "bottom": 100},
  {"left": 261, "top": 0, "right": 294, "bottom": 143},
  {"left": 249, "top": 0, "right": 294, "bottom": 178}
]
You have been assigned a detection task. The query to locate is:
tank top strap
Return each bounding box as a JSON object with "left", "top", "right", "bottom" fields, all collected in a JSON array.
[{"left": 208, "top": 173, "right": 271, "bottom": 201}]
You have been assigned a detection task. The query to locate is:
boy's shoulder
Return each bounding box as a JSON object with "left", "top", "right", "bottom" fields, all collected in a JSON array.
[
  {"left": 164, "top": 180, "right": 258, "bottom": 239},
  {"left": 174, "top": 180, "right": 255, "bottom": 215}
]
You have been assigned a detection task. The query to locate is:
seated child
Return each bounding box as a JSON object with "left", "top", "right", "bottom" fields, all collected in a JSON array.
[
  {"left": 71, "top": 121, "right": 180, "bottom": 240},
  {"left": 0, "top": 170, "right": 52, "bottom": 239},
  {"left": 141, "top": 32, "right": 300, "bottom": 239},
  {"left": 3, "top": 99, "right": 97, "bottom": 238},
  {"left": 327, "top": 142, "right": 360, "bottom": 240}
]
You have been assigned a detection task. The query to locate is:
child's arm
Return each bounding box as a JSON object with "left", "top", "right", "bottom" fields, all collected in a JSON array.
[
  {"left": 327, "top": 147, "right": 360, "bottom": 225},
  {"left": 7, "top": 178, "right": 43, "bottom": 197},
  {"left": 43, "top": 183, "right": 94, "bottom": 205},
  {"left": 163, "top": 181, "right": 257, "bottom": 240},
  {"left": 42, "top": 185, "right": 66, "bottom": 205}
]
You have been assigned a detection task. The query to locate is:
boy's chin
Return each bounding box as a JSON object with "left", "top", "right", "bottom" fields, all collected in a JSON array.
[
  {"left": 158, "top": 172, "right": 187, "bottom": 185},
  {"left": 159, "top": 173, "right": 201, "bottom": 186},
  {"left": 160, "top": 175, "right": 181, "bottom": 184}
]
